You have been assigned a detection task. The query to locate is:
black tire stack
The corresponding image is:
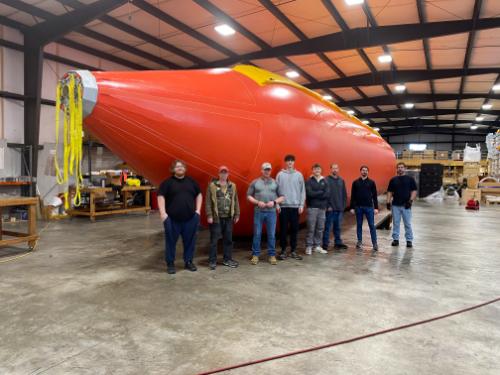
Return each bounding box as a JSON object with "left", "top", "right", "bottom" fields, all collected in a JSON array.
[{"left": 419, "top": 163, "right": 444, "bottom": 198}]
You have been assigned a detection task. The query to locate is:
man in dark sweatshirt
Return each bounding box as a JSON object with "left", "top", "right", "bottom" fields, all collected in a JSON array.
[
  {"left": 323, "top": 163, "right": 348, "bottom": 250},
  {"left": 350, "top": 165, "right": 379, "bottom": 251}
]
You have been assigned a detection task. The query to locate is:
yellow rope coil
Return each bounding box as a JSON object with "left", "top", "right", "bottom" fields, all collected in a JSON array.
[{"left": 54, "top": 74, "right": 84, "bottom": 209}]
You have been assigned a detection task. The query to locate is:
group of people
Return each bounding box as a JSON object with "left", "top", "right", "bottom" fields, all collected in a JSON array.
[{"left": 157, "top": 156, "right": 417, "bottom": 274}]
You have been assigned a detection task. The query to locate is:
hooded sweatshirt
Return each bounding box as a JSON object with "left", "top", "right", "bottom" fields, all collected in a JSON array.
[{"left": 276, "top": 168, "right": 306, "bottom": 208}]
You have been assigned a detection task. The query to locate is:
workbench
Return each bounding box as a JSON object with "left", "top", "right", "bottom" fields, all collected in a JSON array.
[
  {"left": 0, "top": 197, "right": 39, "bottom": 250},
  {"left": 68, "top": 185, "right": 152, "bottom": 221}
]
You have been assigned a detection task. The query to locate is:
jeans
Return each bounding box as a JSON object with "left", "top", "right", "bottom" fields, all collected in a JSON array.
[
  {"left": 164, "top": 213, "right": 199, "bottom": 265},
  {"left": 209, "top": 217, "right": 234, "bottom": 263},
  {"left": 323, "top": 210, "right": 344, "bottom": 247},
  {"left": 355, "top": 207, "right": 377, "bottom": 246},
  {"left": 391, "top": 205, "right": 413, "bottom": 241},
  {"left": 252, "top": 210, "right": 277, "bottom": 256},
  {"left": 306, "top": 208, "right": 326, "bottom": 247},
  {"left": 279, "top": 207, "right": 299, "bottom": 252}
]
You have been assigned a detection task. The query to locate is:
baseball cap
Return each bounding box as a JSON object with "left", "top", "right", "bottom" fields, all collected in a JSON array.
[
  {"left": 219, "top": 165, "right": 229, "bottom": 172},
  {"left": 261, "top": 162, "right": 272, "bottom": 170}
]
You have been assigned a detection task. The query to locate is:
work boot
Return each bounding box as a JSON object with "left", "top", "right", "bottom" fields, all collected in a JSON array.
[
  {"left": 406, "top": 241, "right": 413, "bottom": 248},
  {"left": 251, "top": 255, "right": 259, "bottom": 265},
  {"left": 305, "top": 247, "right": 312, "bottom": 255},
  {"left": 222, "top": 259, "right": 239, "bottom": 268},
  {"left": 277, "top": 251, "right": 287, "bottom": 260},
  {"left": 356, "top": 241, "right": 363, "bottom": 249},
  {"left": 166, "top": 263, "right": 176, "bottom": 275},
  {"left": 334, "top": 243, "right": 348, "bottom": 250},
  {"left": 314, "top": 246, "right": 328, "bottom": 254},
  {"left": 372, "top": 244, "right": 379, "bottom": 252},
  {"left": 269, "top": 256, "right": 277, "bottom": 265},
  {"left": 185, "top": 262, "right": 197, "bottom": 272},
  {"left": 391, "top": 240, "right": 399, "bottom": 246},
  {"left": 209, "top": 261, "right": 217, "bottom": 270},
  {"left": 290, "top": 251, "right": 303, "bottom": 260}
]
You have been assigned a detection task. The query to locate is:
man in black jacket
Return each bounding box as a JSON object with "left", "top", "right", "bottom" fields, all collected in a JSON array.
[
  {"left": 323, "top": 163, "right": 348, "bottom": 250},
  {"left": 350, "top": 165, "right": 379, "bottom": 251},
  {"left": 305, "top": 164, "right": 330, "bottom": 255}
]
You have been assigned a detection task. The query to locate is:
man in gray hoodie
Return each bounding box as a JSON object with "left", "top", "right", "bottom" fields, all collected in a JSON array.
[
  {"left": 276, "top": 154, "right": 306, "bottom": 260},
  {"left": 323, "top": 163, "right": 348, "bottom": 250}
]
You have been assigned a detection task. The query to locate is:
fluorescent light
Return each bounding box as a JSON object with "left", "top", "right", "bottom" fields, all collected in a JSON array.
[
  {"left": 493, "top": 84, "right": 500, "bottom": 91},
  {"left": 378, "top": 54, "right": 392, "bottom": 63},
  {"left": 470, "top": 125, "right": 478, "bottom": 130},
  {"left": 345, "top": 0, "right": 364, "bottom": 5},
  {"left": 214, "top": 24, "right": 235, "bottom": 36},
  {"left": 482, "top": 103, "right": 492, "bottom": 110},
  {"left": 347, "top": 110, "right": 355, "bottom": 115},
  {"left": 373, "top": 127, "right": 380, "bottom": 131},
  {"left": 394, "top": 84, "right": 406, "bottom": 92},
  {"left": 409, "top": 143, "right": 427, "bottom": 151},
  {"left": 475, "top": 116, "right": 484, "bottom": 121},
  {"left": 362, "top": 120, "right": 370, "bottom": 124},
  {"left": 286, "top": 70, "right": 299, "bottom": 79},
  {"left": 322, "top": 95, "right": 333, "bottom": 100},
  {"left": 404, "top": 103, "right": 414, "bottom": 109}
]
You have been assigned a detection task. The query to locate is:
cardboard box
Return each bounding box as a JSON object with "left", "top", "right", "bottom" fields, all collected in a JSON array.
[
  {"left": 466, "top": 176, "right": 479, "bottom": 189},
  {"left": 402, "top": 150, "right": 412, "bottom": 159},
  {"left": 436, "top": 151, "right": 448, "bottom": 160},
  {"left": 461, "top": 188, "right": 481, "bottom": 204},
  {"left": 423, "top": 150, "right": 435, "bottom": 159},
  {"left": 452, "top": 151, "right": 462, "bottom": 160}
]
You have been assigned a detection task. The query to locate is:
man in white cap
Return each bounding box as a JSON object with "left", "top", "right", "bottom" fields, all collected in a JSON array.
[
  {"left": 247, "top": 162, "right": 284, "bottom": 265},
  {"left": 205, "top": 165, "right": 240, "bottom": 270}
]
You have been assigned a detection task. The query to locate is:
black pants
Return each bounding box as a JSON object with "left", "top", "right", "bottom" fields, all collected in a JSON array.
[
  {"left": 279, "top": 207, "right": 299, "bottom": 252},
  {"left": 209, "top": 217, "right": 234, "bottom": 263}
]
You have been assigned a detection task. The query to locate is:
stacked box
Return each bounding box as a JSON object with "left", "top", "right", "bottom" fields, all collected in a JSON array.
[
  {"left": 435, "top": 151, "right": 448, "bottom": 159},
  {"left": 452, "top": 150, "right": 462, "bottom": 160},
  {"left": 466, "top": 176, "right": 479, "bottom": 189},
  {"left": 412, "top": 151, "right": 424, "bottom": 159},
  {"left": 463, "top": 162, "right": 480, "bottom": 177},
  {"left": 402, "top": 150, "right": 412, "bottom": 159},
  {"left": 423, "top": 150, "right": 435, "bottom": 159}
]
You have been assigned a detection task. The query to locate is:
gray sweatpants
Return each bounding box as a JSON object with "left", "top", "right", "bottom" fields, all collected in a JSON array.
[{"left": 306, "top": 208, "right": 326, "bottom": 247}]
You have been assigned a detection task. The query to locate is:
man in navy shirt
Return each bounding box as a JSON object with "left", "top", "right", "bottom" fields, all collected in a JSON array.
[
  {"left": 350, "top": 165, "right": 379, "bottom": 251},
  {"left": 158, "top": 160, "right": 202, "bottom": 274},
  {"left": 387, "top": 162, "right": 417, "bottom": 248}
]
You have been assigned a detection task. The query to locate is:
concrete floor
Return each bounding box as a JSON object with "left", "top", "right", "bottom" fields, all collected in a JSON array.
[{"left": 0, "top": 202, "right": 499, "bottom": 375}]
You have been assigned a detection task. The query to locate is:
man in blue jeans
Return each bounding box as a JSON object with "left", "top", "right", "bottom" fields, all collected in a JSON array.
[
  {"left": 350, "top": 165, "right": 379, "bottom": 251},
  {"left": 323, "top": 163, "right": 348, "bottom": 250},
  {"left": 247, "top": 162, "right": 285, "bottom": 265},
  {"left": 387, "top": 162, "right": 417, "bottom": 248}
]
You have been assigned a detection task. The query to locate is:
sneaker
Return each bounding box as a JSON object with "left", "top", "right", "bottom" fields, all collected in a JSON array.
[
  {"left": 372, "top": 244, "right": 379, "bottom": 252},
  {"left": 290, "top": 252, "right": 303, "bottom": 260},
  {"left": 185, "top": 262, "right": 197, "bottom": 272},
  {"left": 209, "top": 261, "right": 217, "bottom": 270},
  {"left": 356, "top": 242, "right": 363, "bottom": 249},
  {"left": 406, "top": 241, "right": 413, "bottom": 248},
  {"left": 277, "top": 251, "right": 287, "bottom": 260},
  {"left": 222, "top": 259, "right": 239, "bottom": 268},
  {"left": 322, "top": 244, "right": 329, "bottom": 250},
  {"left": 334, "top": 243, "right": 348, "bottom": 250},
  {"left": 391, "top": 240, "right": 399, "bottom": 246},
  {"left": 166, "top": 263, "right": 176, "bottom": 274},
  {"left": 269, "top": 256, "right": 277, "bottom": 265},
  {"left": 314, "top": 246, "right": 328, "bottom": 254},
  {"left": 251, "top": 255, "right": 259, "bottom": 265},
  {"left": 305, "top": 247, "right": 312, "bottom": 255}
]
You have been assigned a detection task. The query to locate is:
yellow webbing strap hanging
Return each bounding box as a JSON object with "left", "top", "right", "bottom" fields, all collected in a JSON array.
[{"left": 54, "top": 73, "right": 84, "bottom": 209}]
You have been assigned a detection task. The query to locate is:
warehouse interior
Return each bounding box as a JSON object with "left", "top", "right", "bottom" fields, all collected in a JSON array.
[{"left": 0, "top": 1, "right": 499, "bottom": 374}]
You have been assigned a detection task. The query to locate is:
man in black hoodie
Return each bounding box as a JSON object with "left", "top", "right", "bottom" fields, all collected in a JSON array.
[
  {"left": 350, "top": 165, "right": 379, "bottom": 251},
  {"left": 305, "top": 164, "right": 330, "bottom": 255}
]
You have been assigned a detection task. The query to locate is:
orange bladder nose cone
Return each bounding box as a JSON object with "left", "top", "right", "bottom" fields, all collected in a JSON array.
[{"left": 74, "top": 65, "right": 395, "bottom": 235}]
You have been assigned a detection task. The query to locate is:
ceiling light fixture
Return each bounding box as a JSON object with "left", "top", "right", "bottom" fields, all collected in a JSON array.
[
  {"left": 404, "top": 103, "right": 414, "bottom": 109},
  {"left": 345, "top": 0, "right": 365, "bottom": 5},
  {"left": 394, "top": 84, "right": 406, "bottom": 92},
  {"left": 214, "top": 24, "right": 235, "bottom": 36},
  {"left": 378, "top": 54, "right": 392, "bottom": 63},
  {"left": 373, "top": 127, "right": 380, "bottom": 131},
  {"left": 482, "top": 103, "right": 492, "bottom": 110},
  {"left": 492, "top": 84, "right": 500, "bottom": 91},
  {"left": 475, "top": 116, "right": 484, "bottom": 122},
  {"left": 286, "top": 70, "right": 300, "bottom": 79},
  {"left": 470, "top": 125, "right": 478, "bottom": 130},
  {"left": 362, "top": 120, "right": 370, "bottom": 124},
  {"left": 347, "top": 110, "right": 355, "bottom": 115},
  {"left": 322, "top": 95, "right": 333, "bottom": 100}
]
